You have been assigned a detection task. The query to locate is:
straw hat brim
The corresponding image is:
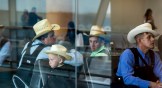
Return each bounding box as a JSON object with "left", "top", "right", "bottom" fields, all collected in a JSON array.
[
  {"left": 32, "top": 24, "right": 60, "bottom": 41},
  {"left": 45, "top": 51, "right": 72, "bottom": 60},
  {"left": 127, "top": 27, "right": 159, "bottom": 43},
  {"left": 90, "top": 31, "right": 105, "bottom": 36},
  {"left": 32, "top": 28, "right": 52, "bottom": 41},
  {"left": 83, "top": 31, "right": 106, "bottom": 37}
]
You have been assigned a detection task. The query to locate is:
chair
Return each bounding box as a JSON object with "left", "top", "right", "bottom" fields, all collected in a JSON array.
[{"left": 78, "top": 56, "right": 111, "bottom": 88}]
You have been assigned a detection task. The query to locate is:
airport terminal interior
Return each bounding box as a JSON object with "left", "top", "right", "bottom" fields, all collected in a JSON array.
[{"left": 0, "top": 0, "right": 162, "bottom": 88}]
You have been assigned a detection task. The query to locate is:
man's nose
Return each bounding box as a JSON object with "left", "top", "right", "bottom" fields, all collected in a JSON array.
[
  {"left": 91, "top": 42, "right": 94, "bottom": 45},
  {"left": 151, "top": 37, "right": 155, "bottom": 41}
]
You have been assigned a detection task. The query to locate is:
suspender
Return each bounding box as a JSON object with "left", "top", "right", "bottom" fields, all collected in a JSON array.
[
  {"left": 129, "top": 48, "right": 154, "bottom": 67},
  {"left": 149, "top": 50, "right": 155, "bottom": 67}
]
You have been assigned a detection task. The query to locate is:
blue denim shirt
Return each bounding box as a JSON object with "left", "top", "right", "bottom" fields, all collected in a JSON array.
[{"left": 116, "top": 47, "right": 162, "bottom": 88}]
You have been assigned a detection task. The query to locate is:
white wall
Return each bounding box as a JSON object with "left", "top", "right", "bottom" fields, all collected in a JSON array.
[
  {"left": 145, "top": 0, "right": 162, "bottom": 34},
  {"left": 111, "top": 0, "right": 162, "bottom": 34},
  {"left": 111, "top": 0, "right": 145, "bottom": 33}
]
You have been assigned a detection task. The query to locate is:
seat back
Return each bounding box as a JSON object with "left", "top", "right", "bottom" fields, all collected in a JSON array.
[{"left": 37, "top": 59, "right": 80, "bottom": 87}]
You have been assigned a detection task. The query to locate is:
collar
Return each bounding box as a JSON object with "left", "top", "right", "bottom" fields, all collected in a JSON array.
[
  {"left": 136, "top": 47, "right": 147, "bottom": 59},
  {"left": 32, "top": 39, "right": 44, "bottom": 45},
  {"left": 91, "top": 46, "right": 106, "bottom": 56}
]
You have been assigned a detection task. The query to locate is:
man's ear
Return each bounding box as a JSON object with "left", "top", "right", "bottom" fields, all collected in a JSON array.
[
  {"left": 136, "top": 37, "right": 141, "bottom": 43},
  {"left": 59, "top": 58, "right": 63, "bottom": 64}
]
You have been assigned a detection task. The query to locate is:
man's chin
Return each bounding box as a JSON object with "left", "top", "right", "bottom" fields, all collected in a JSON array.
[
  {"left": 150, "top": 46, "right": 154, "bottom": 49},
  {"left": 91, "top": 49, "right": 96, "bottom": 51}
]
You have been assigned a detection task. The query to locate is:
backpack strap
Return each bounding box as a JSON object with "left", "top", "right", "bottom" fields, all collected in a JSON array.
[
  {"left": 129, "top": 48, "right": 148, "bottom": 66},
  {"left": 25, "top": 42, "right": 32, "bottom": 56},
  {"left": 22, "top": 42, "right": 46, "bottom": 66},
  {"left": 31, "top": 44, "right": 45, "bottom": 60}
]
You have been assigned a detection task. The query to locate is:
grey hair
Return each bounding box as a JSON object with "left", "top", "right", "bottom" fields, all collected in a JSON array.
[{"left": 135, "top": 32, "right": 147, "bottom": 44}]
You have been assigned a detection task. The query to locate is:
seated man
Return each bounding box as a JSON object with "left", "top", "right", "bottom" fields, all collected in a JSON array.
[
  {"left": 12, "top": 19, "right": 83, "bottom": 88},
  {"left": 78, "top": 25, "right": 111, "bottom": 88},
  {"left": 88, "top": 25, "right": 109, "bottom": 57},
  {"left": 0, "top": 26, "right": 11, "bottom": 66},
  {"left": 116, "top": 23, "right": 162, "bottom": 88},
  {"left": 12, "top": 19, "right": 60, "bottom": 88},
  {"left": 43, "top": 44, "right": 74, "bottom": 88},
  {"left": 0, "top": 37, "right": 11, "bottom": 66}
]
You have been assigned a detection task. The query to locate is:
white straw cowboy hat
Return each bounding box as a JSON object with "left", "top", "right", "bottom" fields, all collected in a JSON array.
[
  {"left": 89, "top": 25, "right": 105, "bottom": 36},
  {"left": 45, "top": 44, "right": 72, "bottom": 60},
  {"left": 33, "top": 19, "right": 60, "bottom": 41},
  {"left": 127, "top": 23, "right": 159, "bottom": 43}
]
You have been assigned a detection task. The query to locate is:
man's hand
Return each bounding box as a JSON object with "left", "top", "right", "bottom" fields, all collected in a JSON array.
[
  {"left": 157, "top": 83, "right": 162, "bottom": 88},
  {"left": 150, "top": 81, "right": 162, "bottom": 88}
]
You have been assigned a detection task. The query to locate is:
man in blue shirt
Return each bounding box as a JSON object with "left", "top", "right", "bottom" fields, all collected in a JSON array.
[{"left": 116, "top": 23, "right": 162, "bottom": 88}]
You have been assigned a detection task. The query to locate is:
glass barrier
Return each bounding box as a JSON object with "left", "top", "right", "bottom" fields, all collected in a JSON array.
[{"left": 0, "top": 0, "right": 160, "bottom": 88}]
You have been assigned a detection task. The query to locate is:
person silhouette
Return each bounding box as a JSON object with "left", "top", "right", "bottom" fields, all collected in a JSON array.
[
  {"left": 28, "top": 7, "right": 42, "bottom": 26},
  {"left": 21, "top": 9, "right": 29, "bottom": 26},
  {"left": 144, "top": 8, "right": 157, "bottom": 30},
  {"left": 66, "top": 21, "right": 75, "bottom": 46}
]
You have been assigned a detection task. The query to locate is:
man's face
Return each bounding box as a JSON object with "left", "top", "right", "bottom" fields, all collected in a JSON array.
[
  {"left": 48, "top": 54, "right": 61, "bottom": 68},
  {"left": 89, "top": 36, "right": 102, "bottom": 51},
  {"left": 44, "top": 31, "right": 56, "bottom": 45},
  {"left": 139, "top": 33, "right": 155, "bottom": 49}
]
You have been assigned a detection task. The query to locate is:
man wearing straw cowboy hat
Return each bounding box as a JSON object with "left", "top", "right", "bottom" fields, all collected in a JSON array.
[
  {"left": 42, "top": 44, "right": 74, "bottom": 88},
  {"left": 12, "top": 19, "right": 83, "bottom": 88},
  {"left": 116, "top": 23, "right": 162, "bottom": 88},
  {"left": 18, "top": 19, "right": 60, "bottom": 68},
  {"left": 12, "top": 19, "right": 60, "bottom": 88},
  {"left": 89, "top": 25, "right": 109, "bottom": 57},
  {"left": 81, "top": 25, "right": 110, "bottom": 88}
]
